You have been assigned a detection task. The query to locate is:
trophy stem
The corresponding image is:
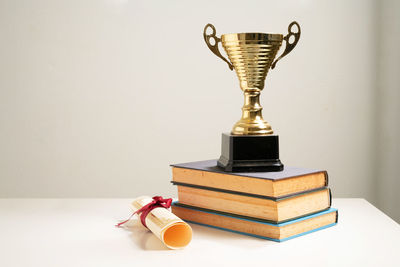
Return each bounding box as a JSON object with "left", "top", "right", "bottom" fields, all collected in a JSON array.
[
  {"left": 242, "top": 91, "right": 262, "bottom": 120},
  {"left": 231, "top": 91, "right": 273, "bottom": 135}
]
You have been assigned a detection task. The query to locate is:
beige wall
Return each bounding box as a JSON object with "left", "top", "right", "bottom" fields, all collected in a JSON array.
[
  {"left": 0, "top": 1, "right": 398, "bottom": 221},
  {"left": 375, "top": 0, "right": 400, "bottom": 222}
]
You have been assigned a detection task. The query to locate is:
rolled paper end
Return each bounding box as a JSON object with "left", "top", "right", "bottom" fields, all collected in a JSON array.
[
  {"left": 162, "top": 221, "right": 192, "bottom": 249},
  {"left": 131, "top": 196, "right": 192, "bottom": 249}
]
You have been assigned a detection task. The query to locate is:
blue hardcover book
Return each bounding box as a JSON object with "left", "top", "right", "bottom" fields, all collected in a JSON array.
[{"left": 172, "top": 202, "right": 338, "bottom": 242}]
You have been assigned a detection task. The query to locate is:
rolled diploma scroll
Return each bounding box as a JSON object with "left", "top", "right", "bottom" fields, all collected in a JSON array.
[{"left": 131, "top": 196, "right": 192, "bottom": 249}]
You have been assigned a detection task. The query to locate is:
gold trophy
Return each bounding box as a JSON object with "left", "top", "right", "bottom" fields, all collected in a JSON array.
[{"left": 204, "top": 22, "right": 301, "bottom": 172}]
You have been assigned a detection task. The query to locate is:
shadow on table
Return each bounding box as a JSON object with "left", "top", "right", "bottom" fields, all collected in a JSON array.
[
  {"left": 119, "top": 219, "right": 276, "bottom": 250},
  {"left": 119, "top": 219, "right": 168, "bottom": 251},
  {"left": 188, "top": 223, "right": 276, "bottom": 247}
]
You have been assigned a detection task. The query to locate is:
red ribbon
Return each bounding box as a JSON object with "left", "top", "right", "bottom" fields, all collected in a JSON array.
[{"left": 115, "top": 196, "right": 172, "bottom": 228}]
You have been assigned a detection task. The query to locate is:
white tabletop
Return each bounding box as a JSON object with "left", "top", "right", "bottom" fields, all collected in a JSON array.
[{"left": 0, "top": 198, "right": 398, "bottom": 267}]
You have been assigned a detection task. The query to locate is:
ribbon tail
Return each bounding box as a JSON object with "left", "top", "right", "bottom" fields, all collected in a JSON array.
[
  {"left": 115, "top": 211, "right": 138, "bottom": 227},
  {"left": 115, "top": 201, "right": 154, "bottom": 227}
]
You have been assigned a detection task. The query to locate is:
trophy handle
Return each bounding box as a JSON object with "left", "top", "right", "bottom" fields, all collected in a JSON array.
[
  {"left": 271, "top": 21, "right": 301, "bottom": 69},
  {"left": 203, "top": 23, "right": 234, "bottom": 71}
]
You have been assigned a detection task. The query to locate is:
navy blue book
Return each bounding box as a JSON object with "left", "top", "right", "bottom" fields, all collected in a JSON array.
[
  {"left": 171, "top": 159, "right": 328, "bottom": 199},
  {"left": 172, "top": 203, "right": 338, "bottom": 242}
]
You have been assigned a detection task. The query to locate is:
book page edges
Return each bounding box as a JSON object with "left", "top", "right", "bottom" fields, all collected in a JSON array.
[
  {"left": 172, "top": 204, "right": 337, "bottom": 242},
  {"left": 172, "top": 167, "right": 327, "bottom": 198}
]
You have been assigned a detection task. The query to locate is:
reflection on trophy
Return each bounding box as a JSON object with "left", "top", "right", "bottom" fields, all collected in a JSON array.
[{"left": 204, "top": 22, "right": 301, "bottom": 171}]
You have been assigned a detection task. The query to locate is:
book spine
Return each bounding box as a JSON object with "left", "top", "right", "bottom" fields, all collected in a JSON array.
[{"left": 324, "top": 171, "right": 329, "bottom": 186}]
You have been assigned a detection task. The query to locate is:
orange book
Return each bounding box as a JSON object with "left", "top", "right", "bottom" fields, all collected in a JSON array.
[{"left": 174, "top": 184, "right": 331, "bottom": 223}]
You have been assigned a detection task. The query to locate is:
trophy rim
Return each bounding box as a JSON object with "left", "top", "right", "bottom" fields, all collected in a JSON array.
[{"left": 221, "top": 32, "right": 283, "bottom": 42}]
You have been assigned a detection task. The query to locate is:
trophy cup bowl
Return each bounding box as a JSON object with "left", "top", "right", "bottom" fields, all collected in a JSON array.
[
  {"left": 222, "top": 32, "right": 283, "bottom": 135},
  {"left": 204, "top": 22, "right": 301, "bottom": 171}
]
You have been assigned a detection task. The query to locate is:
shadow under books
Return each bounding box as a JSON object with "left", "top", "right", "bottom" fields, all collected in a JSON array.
[{"left": 188, "top": 223, "right": 276, "bottom": 247}]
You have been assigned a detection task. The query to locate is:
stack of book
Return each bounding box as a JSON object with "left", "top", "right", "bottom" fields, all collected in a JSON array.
[{"left": 171, "top": 159, "right": 338, "bottom": 242}]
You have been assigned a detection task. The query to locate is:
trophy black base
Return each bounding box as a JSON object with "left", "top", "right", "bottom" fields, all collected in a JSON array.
[{"left": 217, "top": 133, "right": 284, "bottom": 172}]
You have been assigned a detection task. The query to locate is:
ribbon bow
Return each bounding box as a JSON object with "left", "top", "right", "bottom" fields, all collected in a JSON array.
[{"left": 116, "top": 196, "right": 172, "bottom": 228}]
